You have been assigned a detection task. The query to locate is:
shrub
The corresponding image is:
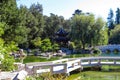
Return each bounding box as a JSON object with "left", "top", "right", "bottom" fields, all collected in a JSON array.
[
  {"left": 52, "top": 43, "right": 59, "bottom": 53},
  {"left": 68, "top": 42, "right": 75, "bottom": 50},
  {"left": 0, "top": 54, "right": 15, "bottom": 71},
  {"left": 26, "top": 73, "right": 67, "bottom": 80}
]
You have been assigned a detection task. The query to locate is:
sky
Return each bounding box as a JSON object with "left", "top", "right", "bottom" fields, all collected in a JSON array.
[{"left": 17, "top": 0, "right": 120, "bottom": 21}]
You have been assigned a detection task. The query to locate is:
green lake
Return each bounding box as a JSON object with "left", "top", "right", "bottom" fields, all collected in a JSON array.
[
  {"left": 101, "top": 52, "right": 120, "bottom": 57},
  {"left": 68, "top": 66, "right": 120, "bottom": 80},
  {"left": 63, "top": 52, "right": 120, "bottom": 80}
]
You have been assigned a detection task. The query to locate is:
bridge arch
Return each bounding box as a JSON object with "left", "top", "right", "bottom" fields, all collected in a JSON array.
[
  {"left": 96, "top": 45, "right": 120, "bottom": 53},
  {"left": 113, "top": 48, "right": 119, "bottom": 53},
  {"left": 105, "top": 49, "right": 111, "bottom": 53}
]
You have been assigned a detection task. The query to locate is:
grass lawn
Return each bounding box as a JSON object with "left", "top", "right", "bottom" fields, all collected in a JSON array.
[
  {"left": 67, "top": 66, "right": 120, "bottom": 80},
  {"left": 23, "top": 56, "right": 60, "bottom": 63},
  {"left": 22, "top": 53, "right": 91, "bottom": 63}
]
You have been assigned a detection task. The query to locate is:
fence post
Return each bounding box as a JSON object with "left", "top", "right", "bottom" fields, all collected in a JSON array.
[
  {"left": 98, "top": 59, "right": 101, "bottom": 64},
  {"left": 88, "top": 60, "right": 91, "bottom": 64},
  {"left": 64, "top": 64, "right": 67, "bottom": 73},
  {"left": 72, "top": 63, "right": 74, "bottom": 67},
  {"left": 114, "top": 59, "right": 116, "bottom": 64},
  {"left": 64, "top": 63, "right": 70, "bottom": 76},
  {"left": 33, "top": 66, "right": 37, "bottom": 75},
  {"left": 50, "top": 65, "right": 53, "bottom": 74},
  {"left": 78, "top": 60, "right": 81, "bottom": 65}
]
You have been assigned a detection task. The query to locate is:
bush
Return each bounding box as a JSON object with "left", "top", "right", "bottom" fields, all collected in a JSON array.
[
  {"left": 0, "top": 54, "right": 15, "bottom": 71},
  {"left": 68, "top": 42, "right": 75, "bottom": 50},
  {"left": 26, "top": 73, "right": 67, "bottom": 80}
]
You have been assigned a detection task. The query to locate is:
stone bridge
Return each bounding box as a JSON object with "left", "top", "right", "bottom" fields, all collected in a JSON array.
[
  {"left": 25, "top": 57, "right": 120, "bottom": 76},
  {"left": 96, "top": 45, "right": 120, "bottom": 52}
]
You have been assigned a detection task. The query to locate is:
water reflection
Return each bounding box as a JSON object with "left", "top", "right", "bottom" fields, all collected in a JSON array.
[
  {"left": 100, "top": 52, "right": 120, "bottom": 57},
  {"left": 81, "top": 75, "right": 120, "bottom": 80}
]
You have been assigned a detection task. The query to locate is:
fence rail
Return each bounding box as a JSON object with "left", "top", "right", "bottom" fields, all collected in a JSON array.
[{"left": 25, "top": 57, "right": 120, "bottom": 75}]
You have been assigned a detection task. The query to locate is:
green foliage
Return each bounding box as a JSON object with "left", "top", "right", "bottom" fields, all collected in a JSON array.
[
  {"left": 71, "top": 14, "right": 94, "bottom": 49},
  {"left": 23, "top": 56, "right": 47, "bottom": 63},
  {"left": 29, "top": 3, "right": 44, "bottom": 37},
  {"left": 71, "top": 13, "right": 107, "bottom": 49},
  {"left": 1, "top": 0, "right": 108, "bottom": 51},
  {"left": 31, "top": 37, "right": 42, "bottom": 48},
  {"left": 0, "top": 40, "right": 18, "bottom": 71},
  {"left": 43, "top": 13, "right": 65, "bottom": 38},
  {"left": 0, "top": 22, "right": 5, "bottom": 36},
  {"left": 17, "top": 3, "right": 44, "bottom": 48},
  {"left": 26, "top": 73, "right": 67, "bottom": 80},
  {"left": 0, "top": 54, "right": 15, "bottom": 71},
  {"left": 14, "top": 26, "right": 29, "bottom": 44},
  {"left": 0, "top": 0, "right": 29, "bottom": 45},
  {"left": 68, "top": 42, "right": 75, "bottom": 50},
  {"left": 99, "top": 28, "right": 108, "bottom": 45},
  {"left": 72, "top": 70, "right": 120, "bottom": 80},
  {"left": 40, "top": 38, "right": 52, "bottom": 52},
  {"left": 0, "top": 38, "right": 5, "bottom": 54},
  {"left": 91, "top": 17, "right": 107, "bottom": 46},
  {"left": 24, "top": 54, "right": 91, "bottom": 63},
  {"left": 52, "top": 43, "right": 59, "bottom": 53},
  {"left": 109, "top": 25, "right": 120, "bottom": 44},
  {"left": 41, "top": 73, "right": 67, "bottom": 80},
  {"left": 23, "top": 56, "right": 59, "bottom": 63},
  {"left": 0, "top": 7, "right": 17, "bottom": 71},
  {"left": 0, "top": 0, "right": 18, "bottom": 23},
  {"left": 5, "top": 41, "right": 19, "bottom": 52}
]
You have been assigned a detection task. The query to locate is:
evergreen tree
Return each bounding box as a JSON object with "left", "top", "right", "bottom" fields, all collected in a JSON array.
[
  {"left": 0, "top": 0, "right": 28, "bottom": 45},
  {"left": 115, "top": 8, "right": 120, "bottom": 24},
  {"left": 73, "top": 9, "right": 82, "bottom": 15},
  {"left": 43, "top": 13, "right": 64, "bottom": 39},
  {"left": 29, "top": 3, "right": 44, "bottom": 37},
  {"left": 107, "top": 9, "right": 114, "bottom": 29}
]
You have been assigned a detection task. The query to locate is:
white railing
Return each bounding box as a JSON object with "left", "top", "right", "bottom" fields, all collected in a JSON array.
[
  {"left": 80, "top": 57, "right": 120, "bottom": 66},
  {"left": 52, "top": 58, "right": 69, "bottom": 64},
  {"left": 25, "top": 57, "right": 120, "bottom": 75},
  {"left": 31, "top": 63, "right": 67, "bottom": 74}
]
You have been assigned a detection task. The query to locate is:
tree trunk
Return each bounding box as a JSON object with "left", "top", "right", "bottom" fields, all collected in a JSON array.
[{"left": 81, "top": 40, "right": 85, "bottom": 50}]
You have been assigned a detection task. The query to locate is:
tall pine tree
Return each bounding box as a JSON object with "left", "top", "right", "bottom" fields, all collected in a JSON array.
[
  {"left": 107, "top": 9, "right": 114, "bottom": 29},
  {"left": 115, "top": 8, "right": 120, "bottom": 24}
]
